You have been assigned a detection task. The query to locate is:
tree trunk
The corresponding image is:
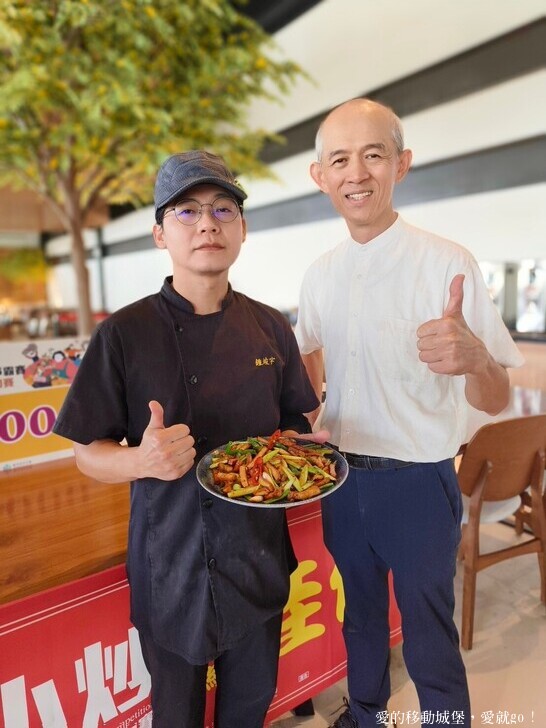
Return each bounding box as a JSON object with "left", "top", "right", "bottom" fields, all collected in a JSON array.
[{"left": 69, "top": 222, "right": 94, "bottom": 337}]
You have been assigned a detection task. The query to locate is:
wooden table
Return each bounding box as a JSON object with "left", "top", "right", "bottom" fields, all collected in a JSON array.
[{"left": 0, "top": 457, "right": 129, "bottom": 604}]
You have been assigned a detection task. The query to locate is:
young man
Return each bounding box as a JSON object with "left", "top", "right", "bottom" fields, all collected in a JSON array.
[
  {"left": 295, "top": 99, "right": 524, "bottom": 728},
  {"left": 53, "top": 151, "right": 320, "bottom": 727}
]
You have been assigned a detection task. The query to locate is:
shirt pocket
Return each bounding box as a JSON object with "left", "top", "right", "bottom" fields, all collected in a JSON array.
[{"left": 379, "top": 317, "right": 429, "bottom": 384}]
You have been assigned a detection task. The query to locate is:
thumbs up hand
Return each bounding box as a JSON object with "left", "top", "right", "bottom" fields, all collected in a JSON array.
[
  {"left": 416, "top": 274, "right": 487, "bottom": 376},
  {"left": 146, "top": 399, "right": 166, "bottom": 430},
  {"left": 442, "top": 273, "right": 465, "bottom": 318},
  {"left": 138, "top": 400, "right": 195, "bottom": 480}
]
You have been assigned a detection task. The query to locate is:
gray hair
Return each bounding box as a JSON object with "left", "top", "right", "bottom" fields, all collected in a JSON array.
[{"left": 315, "top": 99, "right": 405, "bottom": 161}]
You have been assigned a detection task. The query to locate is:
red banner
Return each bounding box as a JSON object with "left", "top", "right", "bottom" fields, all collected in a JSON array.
[{"left": 1, "top": 503, "right": 401, "bottom": 727}]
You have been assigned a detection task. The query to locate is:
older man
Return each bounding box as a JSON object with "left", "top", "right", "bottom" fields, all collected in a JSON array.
[{"left": 295, "top": 99, "right": 523, "bottom": 728}]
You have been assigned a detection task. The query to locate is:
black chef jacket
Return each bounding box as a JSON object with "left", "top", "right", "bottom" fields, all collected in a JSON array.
[{"left": 54, "top": 278, "right": 319, "bottom": 664}]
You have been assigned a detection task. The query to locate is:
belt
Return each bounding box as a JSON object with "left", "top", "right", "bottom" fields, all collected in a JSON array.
[{"left": 330, "top": 445, "right": 415, "bottom": 470}]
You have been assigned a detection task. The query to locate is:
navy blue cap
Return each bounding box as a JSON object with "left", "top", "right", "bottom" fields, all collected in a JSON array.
[{"left": 154, "top": 151, "right": 247, "bottom": 211}]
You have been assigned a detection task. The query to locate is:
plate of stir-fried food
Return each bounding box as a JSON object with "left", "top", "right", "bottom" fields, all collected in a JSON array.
[{"left": 196, "top": 430, "right": 348, "bottom": 508}]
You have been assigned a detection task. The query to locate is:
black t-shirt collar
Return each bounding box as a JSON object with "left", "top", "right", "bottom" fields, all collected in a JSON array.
[{"left": 159, "top": 276, "right": 234, "bottom": 314}]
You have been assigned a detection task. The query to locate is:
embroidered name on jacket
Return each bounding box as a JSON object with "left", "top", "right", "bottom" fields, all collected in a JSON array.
[{"left": 255, "top": 357, "right": 276, "bottom": 366}]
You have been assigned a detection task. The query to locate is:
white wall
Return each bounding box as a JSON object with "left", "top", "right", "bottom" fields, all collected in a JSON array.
[
  {"left": 400, "top": 184, "right": 546, "bottom": 263},
  {"left": 103, "top": 248, "right": 172, "bottom": 312},
  {"left": 231, "top": 218, "right": 347, "bottom": 310},
  {"left": 46, "top": 259, "right": 103, "bottom": 311}
]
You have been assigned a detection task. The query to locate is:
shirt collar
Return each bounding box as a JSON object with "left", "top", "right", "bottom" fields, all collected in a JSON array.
[
  {"left": 159, "top": 277, "right": 234, "bottom": 314},
  {"left": 349, "top": 214, "right": 402, "bottom": 253}
]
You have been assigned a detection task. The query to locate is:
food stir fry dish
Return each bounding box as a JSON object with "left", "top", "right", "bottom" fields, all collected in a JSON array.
[{"left": 208, "top": 430, "right": 338, "bottom": 504}]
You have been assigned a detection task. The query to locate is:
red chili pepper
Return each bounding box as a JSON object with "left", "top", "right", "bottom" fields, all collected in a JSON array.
[
  {"left": 266, "top": 429, "right": 281, "bottom": 451},
  {"left": 249, "top": 456, "right": 264, "bottom": 485}
]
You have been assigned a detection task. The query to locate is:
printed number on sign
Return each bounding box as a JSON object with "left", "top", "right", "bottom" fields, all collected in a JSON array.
[{"left": 0, "top": 406, "right": 57, "bottom": 443}]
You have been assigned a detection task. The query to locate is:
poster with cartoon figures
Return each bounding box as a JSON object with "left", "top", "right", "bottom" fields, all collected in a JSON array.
[{"left": 0, "top": 338, "right": 88, "bottom": 470}]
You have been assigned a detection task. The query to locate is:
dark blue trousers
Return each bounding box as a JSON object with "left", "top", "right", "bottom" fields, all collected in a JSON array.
[
  {"left": 139, "top": 613, "right": 282, "bottom": 728},
  {"left": 321, "top": 458, "right": 471, "bottom": 728}
]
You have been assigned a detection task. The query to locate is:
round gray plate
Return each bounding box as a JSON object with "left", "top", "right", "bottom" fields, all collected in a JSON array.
[{"left": 196, "top": 439, "right": 349, "bottom": 508}]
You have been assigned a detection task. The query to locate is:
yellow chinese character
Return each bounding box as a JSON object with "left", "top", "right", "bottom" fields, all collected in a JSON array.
[
  {"left": 280, "top": 560, "right": 325, "bottom": 656},
  {"left": 255, "top": 358, "right": 263, "bottom": 366},
  {"left": 269, "top": 357, "right": 276, "bottom": 365},
  {"left": 330, "top": 565, "right": 345, "bottom": 623}
]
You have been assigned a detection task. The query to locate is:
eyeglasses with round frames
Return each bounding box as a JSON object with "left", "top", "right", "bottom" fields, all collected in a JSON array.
[{"left": 164, "top": 196, "right": 241, "bottom": 226}]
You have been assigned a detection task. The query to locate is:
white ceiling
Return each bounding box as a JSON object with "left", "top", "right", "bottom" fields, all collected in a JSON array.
[{"left": 246, "top": 0, "right": 545, "bottom": 133}]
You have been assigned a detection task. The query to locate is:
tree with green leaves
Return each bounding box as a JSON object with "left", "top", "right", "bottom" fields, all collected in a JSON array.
[{"left": 0, "top": 0, "right": 302, "bottom": 335}]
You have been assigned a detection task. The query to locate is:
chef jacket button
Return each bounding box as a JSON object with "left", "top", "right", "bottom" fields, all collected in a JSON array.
[
  {"left": 202, "top": 499, "right": 213, "bottom": 509},
  {"left": 208, "top": 558, "right": 216, "bottom": 570},
  {"left": 189, "top": 374, "right": 198, "bottom": 384},
  {"left": 176, "top": 324, "right": 183, "bottom": 332},
  {"left": 197, "top": 436, "right": 208, "bottom": 446}
]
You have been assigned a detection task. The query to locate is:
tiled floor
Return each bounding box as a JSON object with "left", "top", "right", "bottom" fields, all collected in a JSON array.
[{"left": 271, "top": 522, "right": 546, "bottom": 727}]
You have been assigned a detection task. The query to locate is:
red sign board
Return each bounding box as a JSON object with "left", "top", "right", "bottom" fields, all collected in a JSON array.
[{"left": 1, "top": 503, "right": 401, "bottom": 727}]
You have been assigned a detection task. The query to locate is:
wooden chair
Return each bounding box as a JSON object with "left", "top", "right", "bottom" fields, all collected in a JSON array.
[
  {"left": 514, "top": 472, "right": 546, "bottom": 535},
  {"left": 457, "top": 414, "right": 546, "bottom": 650}
]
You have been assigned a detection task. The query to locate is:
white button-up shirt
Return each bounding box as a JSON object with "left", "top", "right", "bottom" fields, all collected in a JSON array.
[{"left": 296, "top": 216, "right": 524, "bottom": 462}]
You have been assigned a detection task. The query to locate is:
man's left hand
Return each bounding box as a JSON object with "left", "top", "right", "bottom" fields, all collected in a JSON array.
[
  {"left": 282, "top": 428, "right": 331, "bottom": 444},
  {"left": 416, "top": 274, "right": 488, "bottom": 376}
]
